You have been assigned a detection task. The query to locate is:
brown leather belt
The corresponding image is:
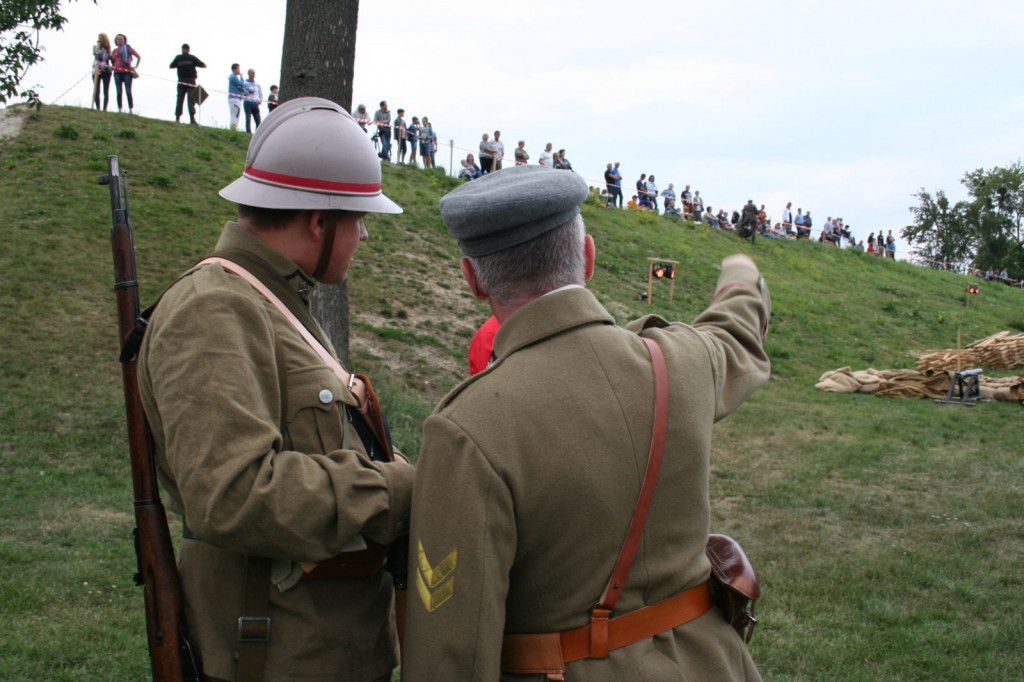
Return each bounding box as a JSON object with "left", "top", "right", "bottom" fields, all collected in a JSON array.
[
  {"left": 501, "top": 580, "right": 712, "bottom": 678},
  {"left": 300, "top": 539, "right": 388, "bottom": 581}
]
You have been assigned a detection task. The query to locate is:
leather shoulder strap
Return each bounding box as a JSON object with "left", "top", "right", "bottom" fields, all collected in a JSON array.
[{"left": 597, "top": 337, "right": 669, "bottom": 610}]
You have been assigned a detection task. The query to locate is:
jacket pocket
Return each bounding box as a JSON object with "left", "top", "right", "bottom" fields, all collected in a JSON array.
[{"left": 285, "top": 365, "right": 352, "bottom": 455}]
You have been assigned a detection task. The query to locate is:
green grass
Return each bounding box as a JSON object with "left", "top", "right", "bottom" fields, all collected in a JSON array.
[{"left": 1, "top": 105, "right": 1022, "bottom": 680}]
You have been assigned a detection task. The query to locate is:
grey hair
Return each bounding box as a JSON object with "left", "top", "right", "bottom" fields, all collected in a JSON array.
[{"left": 468, "top": 215, "right": 586, "bottom": 307}]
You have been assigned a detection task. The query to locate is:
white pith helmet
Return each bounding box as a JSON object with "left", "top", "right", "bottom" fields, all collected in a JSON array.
[{"left": 219, "top": 97, "right": 402, "bottom": 214}]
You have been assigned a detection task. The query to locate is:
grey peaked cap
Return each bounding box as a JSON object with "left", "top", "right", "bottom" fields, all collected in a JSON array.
[{"left": 440, "top": 165, "right": 589, "bottom": 257}]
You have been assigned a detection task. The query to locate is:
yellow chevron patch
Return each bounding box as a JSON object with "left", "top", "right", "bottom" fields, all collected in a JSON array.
[{"left": 416, "top": 541, "right": 457, "bottom": 612}]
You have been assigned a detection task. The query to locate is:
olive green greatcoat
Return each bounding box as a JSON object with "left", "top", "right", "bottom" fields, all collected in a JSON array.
[
  {"left": 138, "top": 222, "right": 414, "bottom": 682},
  {"left": 405, "top": 258, "right": 771, "bottom": 681}
]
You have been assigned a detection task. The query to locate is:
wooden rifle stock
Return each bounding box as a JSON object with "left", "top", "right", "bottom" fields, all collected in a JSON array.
[{"left": 101, "top": 155, "right": 201, "bottom": 682}]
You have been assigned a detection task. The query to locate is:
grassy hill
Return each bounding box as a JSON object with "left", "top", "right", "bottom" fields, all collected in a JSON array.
[{"left": 1, "top": 105, "right": 1022, "bottom": 681}]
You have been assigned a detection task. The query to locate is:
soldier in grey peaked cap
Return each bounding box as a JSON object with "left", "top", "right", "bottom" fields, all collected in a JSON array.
[
  {"left": 405, "top": 164, "right": 772, "bottom": 681},
  {"left": 138, "top": 97, "right": 414, "bottom": 682}
]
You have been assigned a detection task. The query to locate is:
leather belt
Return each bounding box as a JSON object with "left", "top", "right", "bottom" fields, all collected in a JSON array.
[
  {"left": 300, "top": 539, "right": 388, "bottom": 581},
  {"left": 501, "top": 580, "right": 712, "bottom": 678}
]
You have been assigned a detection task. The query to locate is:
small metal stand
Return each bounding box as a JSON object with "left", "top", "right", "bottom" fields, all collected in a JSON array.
[{"left": 935, "top": 368, "right": 983, "bottom": 406}]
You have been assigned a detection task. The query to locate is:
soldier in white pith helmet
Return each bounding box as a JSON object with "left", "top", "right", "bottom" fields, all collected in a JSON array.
[{"left": 137, "top": 98, "right": 414, "bottom": 682}]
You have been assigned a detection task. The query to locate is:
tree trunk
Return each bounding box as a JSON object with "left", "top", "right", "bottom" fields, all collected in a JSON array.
[{"left": 279, "top": 0, "right": 359, "bottom": 364}]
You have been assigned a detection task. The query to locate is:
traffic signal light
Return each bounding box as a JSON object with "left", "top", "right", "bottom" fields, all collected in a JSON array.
[{"left": 652, "top": 262, "right": 675, "bottom": 279}]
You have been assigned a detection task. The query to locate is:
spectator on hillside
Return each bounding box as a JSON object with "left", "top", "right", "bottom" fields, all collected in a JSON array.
[
  {"left": 718, "top": 209, "right": 734, "bottom": 231},
  {"left": 169, "top": 43, "right": 205, "bottom": 124},
  {"left": 875, "top": 232, "right": 885, "bottom": 256},
  {"left": 866, "top": 232, "right": 876, "bottom": 254},
  {"left": 479, "top": 133, "right": 495, "bottom": 174},
  {"left": 781, "top": 202, "right": 793, "bottom": 234},
  {"left": 646, "top": 175, "right": 659, "bottom": 211},
  {"left": 794, "top": 209, "right": 809, "bottom": 239},
  {"left": 514, "top": 140, "right": 529, "bottom": 165},
  {"left": 681, "top": 185, "right": 693, "bottom": 218},
  {"left": 354, "top": 103, "right": 369, "bottom": 131},
  {"left": 492, "top": 131, "right": 505, "bottom": 170},
  {"left": 693, "top": 190, "right": 704, "bottom": 217},
  {"left": 394, "top": 108, "right": 407, "bottom": 163},
  {"left": 856, "top": 240, "right": 866, "bottom": 252},
  {"left": 610, "top": 162, "right": 623, "bottom": 207},
  {"left": 244, "top": 69, "right": 263, "bottom": 133},
  {"left": 267, "top": 85, "right": 279, "bottom": 112},
  {"left": 636, "top": 174, "right": 648, "bottom": 209},
  {"left": 420, "top": 116, "right": 436, "bottom": 168},
  {"left": 92, "top": 33, "right": 113, "bottom": 112},
  {"left": 227, "top": 63, "right": 246, "bottom": 130},
  {"left": 757, "top": 204, "right": 768, "bottom": 233},
  {"left": 627, "top": 195, "right": 640, "bottom": 210},
  {"left": 459, "top": 154, "right": 483, "bottom": 181},
  {"left": 538, "top": 143, "right": 554, "bottom": 167},
  {"left": 554, "top": 149, "right": 573, "bottom": 171},
  {"left": 661, "top": 183, "right": 678, "bottom": 215},
  {"left": 111, "top": 33, "right": 141, "bottom": 114},
  {"left": 705, "top": 207, "right": 721, "bottom": 228},
  {"left": 407, "top": 116, "right": 420, "bottom": 165},
  {"left": 886, "top": 230, "right": 896, "bottom": 259},
  {"left": 804, "top": 211, "right": 813, "bottom": 237},
  {"left": 373, "top": 101, "right": 392, "bottom": 161}
]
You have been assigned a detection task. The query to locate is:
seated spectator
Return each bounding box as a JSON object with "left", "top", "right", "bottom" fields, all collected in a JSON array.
[
  {"left": 985, "top": 268, "right": 995, "bottom": 281},
  {"left": 459, "top": 154, "right": 483, "bottom": 181},
  {"left": 553, "top": 149, "right": 574, "bottom": 171},
  {"left": 704, "top": 207, "right": 720, "bottom": 228},
  {"left": 855, "top": 240, "right": 865, "bottom": 251},
  {"left": 627, "top": 195, "right": 640, "bottom": 210},
  {"left": 717, "top": 209, "right": 734, "bottom": 231}
]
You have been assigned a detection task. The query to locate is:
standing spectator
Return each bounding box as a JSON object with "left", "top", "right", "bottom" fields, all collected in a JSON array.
[
  {"left": 609, "top": 162, "right": 623, "bottom": 207},
  {"left": 111, "top": 33, "right": 140, "bottom": 114},
  {"left": 92, "top": 33, "right": 112, "bottom": 111},
  {"left": 479, "top": 133, "right": 494, "bottom": 174},
  {"left": 169, "top": 43, "right": 206, "bottom": 125},
  {"left": 393, "top": 108, "right": 407, "bottom": 163},
  {"left": 794, "top": 209, "right": 807, "bottom": 238},
  {"left": 604, "top": 164, "right": 618, "bottom": 207},
  {"left": 354, "top": 103, "right": 369, "bottom": 131},
  {"left": 646, "top": 174, "right": 659, "bottom": 211},
  {"left": 804, "top": 211, "right": 813, "bottom": 238},
  {"left": 885, "top": 231, "right": 896, "bottom": 259},
  {"left": 243, "top": 69, "right": 263, "bottom": 133},
  {"left": 227, "top": 63, "right": 245, "bottom": 130},
  {"left": 554, "top": 149, "right": 573, "bottom": 171},
  {"left": 636, "top": 173, "right": 648, "bottom": 209},
  {"left": 420, "top": 116, "right": 435, "bottom": 168},
  {"left": 538, "top": 143, "right": 554, "bottom": 167},
  {"left": 876, "top": 232, "right": 885, "bottom": 256},
  {"left": 514, "top": 140, "right": 529, "bottom": 165},
  {"left": 407, "top": 116, "right": 420, "bottom": 166},
  {"left": 267, "top": 85, "right": 279, "bottom": 112},
  {"left": 680, "top": 184, "right": 693, "bottom": 217},
  {"left": 662, "top": 183, "right": 679, "bottom": 215},
  {"left": 781, "top": 202, "right": 793, "bottom": 234},
  {"left": 373, "top": 100, "right": 392, "bottom": 161},
  {"left": 866, "top": 232, "right": 876, "bottom": 254},
  {"left": 492, "top": 131, "right": 505, "bottom": 170},
  {"left": 692, "top": 190, "right": 704, "bottom": 217}
]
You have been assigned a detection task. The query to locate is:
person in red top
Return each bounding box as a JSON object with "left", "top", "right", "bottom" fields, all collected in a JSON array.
[
  {"left": 111, "top": 33, "right": 141, "bottom": 113},
  {"left": 468, "top": 315, "right": 500, "bottom": 375}
]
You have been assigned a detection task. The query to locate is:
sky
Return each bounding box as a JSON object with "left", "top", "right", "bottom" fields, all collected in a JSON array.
[{"left": 13, "top": 0, "right": 1024, "bottom": 261}]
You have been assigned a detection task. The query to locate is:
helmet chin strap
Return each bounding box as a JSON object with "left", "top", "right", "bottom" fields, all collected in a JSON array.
[{"left": 311, "top": 219, "right": 338, "bottom": 281}]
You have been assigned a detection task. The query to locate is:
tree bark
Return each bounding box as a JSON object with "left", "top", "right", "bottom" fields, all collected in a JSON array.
[{"left": 279, "top": 0, "right": 359, "bottom": 364}]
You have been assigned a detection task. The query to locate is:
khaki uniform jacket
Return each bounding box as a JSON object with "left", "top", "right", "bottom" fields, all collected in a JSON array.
[
  {"left": 405, "top": 259, "right": 770, "bottom": 681},
  {"left": 138, "top": 223, "right": 414, "bottom": 682}
]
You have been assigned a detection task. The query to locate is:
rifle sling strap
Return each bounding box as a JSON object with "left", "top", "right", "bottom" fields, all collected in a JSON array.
[{"left": 235, "top": 556, "right": 273, "bottom": 682}]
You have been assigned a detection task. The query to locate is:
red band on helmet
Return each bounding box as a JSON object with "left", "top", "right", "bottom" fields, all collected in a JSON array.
[{"left": 245, "top": 166, "right": 381, "bottom": 195}]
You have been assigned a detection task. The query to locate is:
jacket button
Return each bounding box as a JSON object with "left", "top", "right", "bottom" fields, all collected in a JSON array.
[{"left": 318, "top": 389, "right": 334, "bottom": 404}]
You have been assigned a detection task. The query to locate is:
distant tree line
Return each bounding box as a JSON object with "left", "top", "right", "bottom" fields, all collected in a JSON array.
[{"left": 904, "top": 161, "right": 1024, "bottom": 279}]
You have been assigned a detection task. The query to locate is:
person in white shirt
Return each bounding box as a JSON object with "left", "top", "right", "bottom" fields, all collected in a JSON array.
[
  {"left": 538, "top": 142, "right": 553, "bottom": 167},
  {"left": 243, "top": 69, "right": 263, "bottom": 133}
]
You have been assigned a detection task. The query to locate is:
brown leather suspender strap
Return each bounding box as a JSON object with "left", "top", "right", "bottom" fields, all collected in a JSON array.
[{"left": 502, "top": 337, "right": 712, "bottom": 680}]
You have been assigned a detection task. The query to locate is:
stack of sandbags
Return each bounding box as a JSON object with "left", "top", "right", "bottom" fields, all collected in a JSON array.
[{"left": 816, "top": 367, "right": 1024, "bottom": 404}]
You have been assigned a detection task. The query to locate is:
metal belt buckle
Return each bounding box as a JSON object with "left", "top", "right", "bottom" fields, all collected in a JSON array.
[{"left": 237, "top": 616, "right": 271, "bottom": 643}]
